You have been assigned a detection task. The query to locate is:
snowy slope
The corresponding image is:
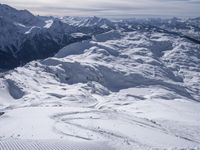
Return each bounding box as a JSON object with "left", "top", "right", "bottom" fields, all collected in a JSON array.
[
  {"left": 0, "top": 139, "right": 112, "bottom": 150},
  {"left": 60, "top": 16, "right": 115, "bottom": 28},
  {"left": 0, "top": 28, "right": 200, "bottom": 149}
]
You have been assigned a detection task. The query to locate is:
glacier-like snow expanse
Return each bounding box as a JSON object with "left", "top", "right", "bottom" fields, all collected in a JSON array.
[{"left": 0, "top": 29, "right": 200, "bottom": 149}]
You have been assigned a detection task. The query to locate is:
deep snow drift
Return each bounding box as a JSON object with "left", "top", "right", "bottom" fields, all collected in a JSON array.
[{"left": 0, "top": 28, "right": 200, "bottom": 149}]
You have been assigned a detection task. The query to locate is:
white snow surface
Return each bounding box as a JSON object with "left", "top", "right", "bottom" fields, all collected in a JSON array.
[
  {"left": 0, "top": 139, "right": 111, "bottom": 150},
  {"left": 43, "top": 19, "right": 54, "bottom": 29},
  {"left": 0, "top": 30, "right": 200, "bottom": 149},
  {"left": 25, "top": 26, "right": 41, "bottom": 34},
  {"left": 71, "top": 33, "right": 87, "bottom": 38},
  {"left": 60, "top": 16, "right": 113, "bottom": 28}
]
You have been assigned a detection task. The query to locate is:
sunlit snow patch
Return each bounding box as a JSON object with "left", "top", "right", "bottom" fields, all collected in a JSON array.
[
  {"left": 43, "top": 19, "right": 54, "bottom": 29},
  {"left": 25, "top": 26, "right": 41, "bottom": 34},
  {"left": 71, "top": 33, "right": 87, "bottom": 38}
]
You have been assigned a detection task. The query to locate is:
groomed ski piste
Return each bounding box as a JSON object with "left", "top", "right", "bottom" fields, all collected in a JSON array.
[
  {"left": 0, "top": 139, "right": 112, "bottom": 150},
  {"left": 0, "top": 30, "right": 200, "bottom": 149}
]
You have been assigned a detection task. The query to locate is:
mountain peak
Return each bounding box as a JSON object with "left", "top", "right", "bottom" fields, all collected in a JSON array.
[
  {"left": 0, "top": 3, "right": 17, "bottom": 13},
  {"left": 0, "top": 3, "right": 39, "bottom": 26}
]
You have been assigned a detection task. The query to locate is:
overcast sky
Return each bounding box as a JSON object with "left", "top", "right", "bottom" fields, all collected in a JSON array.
[{"left": 1, "top": 0, "right": 200, "bottom": 18}]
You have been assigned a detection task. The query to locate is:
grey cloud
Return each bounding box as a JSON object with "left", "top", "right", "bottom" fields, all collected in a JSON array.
[{"left": 1, "top": 0, "right": 200, "bottom": 17}]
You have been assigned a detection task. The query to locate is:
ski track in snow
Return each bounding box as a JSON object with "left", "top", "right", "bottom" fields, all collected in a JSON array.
[{"left": 0, "top": 30, "right": 200, "bottom": 149}]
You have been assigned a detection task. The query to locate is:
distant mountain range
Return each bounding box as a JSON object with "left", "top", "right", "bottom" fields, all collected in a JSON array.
[{"left": 0, "top": 4, "right": 200, "bottom": 69}]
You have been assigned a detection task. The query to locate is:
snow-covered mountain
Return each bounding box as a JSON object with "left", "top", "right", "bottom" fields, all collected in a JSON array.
[
  {"left": 122, "top": 17, "right": 200, "bottom": 42},
  {"left": 0, "top": 4, "right": 41, "bottom": 26},
  {"left": 1, "top": 4, "right": 199, "bottom": 70},
  {"left": 0, "top": 5, "right": 111, "bottom": 69},
  {"left": 0, "top": 4, "right": 200, "bottom": 150},
  {"left": 60, "top": 16, "right": 115, "bottom": 28}
]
